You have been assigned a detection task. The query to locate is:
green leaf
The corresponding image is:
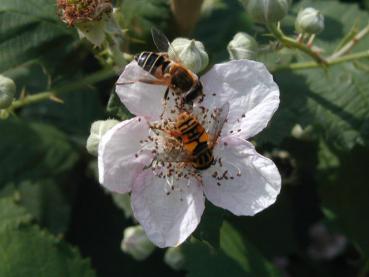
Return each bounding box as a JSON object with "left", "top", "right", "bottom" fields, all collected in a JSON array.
[
  {"left": 0, "top": 119, "right": 79, "bottom": 185},
  {"left": 220, "top": 222, "right": 283, "bottom": 277},
  {"left": 1, "top": 180, "right": 71, "bottom": 235},
  {"left": 194, "top": 0, "right": 252, "bottom": 64},
  {"left": 317, "top": 141, "right": 369, "bottom": 257},
  {"left": 0, "top": 0, "right": 76, "bottom": 72},
  {"left": 0, "top": 197, "right": 33, "bottom": 232},
  {"left": 182, "top": 222, "right": 282, "bottom": 277},
  {"left": 106, "top": 91, "right": 132, "bottom": 120},
  {"left": 261, "top": 1, "right": 369, "bottom": 149},
  {"left": 120, "top": 0, "right": 172, "bottom": 52},
  {"left": 193, "top": 201, "right": 225, "bottom": 248},
  {"left": 0, "top": 225, "right": 96, "bottom": 277}
]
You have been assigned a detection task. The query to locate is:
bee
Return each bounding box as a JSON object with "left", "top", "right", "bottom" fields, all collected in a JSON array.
[
  {"left": 117, "top": 28, "right": 203, "bottom": 109},
  {"left": 150, "top": 102, "right": 229, "bottom": 170}
]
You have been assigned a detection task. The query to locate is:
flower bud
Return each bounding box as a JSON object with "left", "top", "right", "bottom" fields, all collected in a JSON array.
[
  {"left": 164, "top": 247, "right": 185, "bottom": 271},
  {"left": 295, "top": 7, "right": 324, "bottom": 34},
  {"left": 168, "top": 38, "right": 209, "bottom": 73},
  {"left": 227, "top": 32, "right": 258, "bottom": 60},
  {"left": 243, "top": 0, "right": 289, "bottom": 24},
  {"left": 291, "top": 124, "right": 314, "bottom": 141},
  {"left": 0, "top": 75, "right": 16, "bottom": 109},
  {"left": 86, "top": 119, "right": 119, "bottom": 156},
  {"left": 121, "top": 225, "right": 155, "bottom": 261}
]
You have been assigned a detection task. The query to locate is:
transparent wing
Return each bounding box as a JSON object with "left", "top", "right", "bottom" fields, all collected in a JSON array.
[
  {"left": 154, "top": 148, "right": 194, "bottom": 163},
  {"left": 151, "top": 27, "right": 182, "bottom": 63},
  {"left": 207, "top": 102, "right": 230, "bottom": 146}
]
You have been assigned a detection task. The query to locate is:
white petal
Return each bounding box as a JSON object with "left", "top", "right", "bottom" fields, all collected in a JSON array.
[
  {"left": 98, "top": 117, "right": 153, "bottom": 193},
  {"left": 202, "top": 136, "right": 281, "bottom": 216},
  {"left": 200, "top": 59, "right": 280, "bottom": 139},
  {"left": 131, "top": 171, "right": 205, "bottom": 248},
  {"left": 116, "top": 61, "right": 166, "bottom": 120}
]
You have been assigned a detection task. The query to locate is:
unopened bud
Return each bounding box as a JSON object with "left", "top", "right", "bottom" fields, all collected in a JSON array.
[
  {"left": 164, "top": 247, "right": 185, "bottom": 271},
  {"left": 295, "top": 7, "right": 324, "bottom": 34},
  {"left": 291, "top": 124, "right": 314, "bottom": 141},
  {"left": 227, "top": 32, "right": 258, "bottom": 60},
  {"left": 121, "top": 225, "right": 155, "bottom": 261},
  {"left": 86, "top": 119, "right": 119, "bottom": 156},
  {"left": 0, "top": 75, "right": 16, "bottom": 109},
  {"left": 169, "top": 38, "right": 209, "bottom": 73},
  {"left": 243, "top": 0, "right": 289, "bottom": 24}
]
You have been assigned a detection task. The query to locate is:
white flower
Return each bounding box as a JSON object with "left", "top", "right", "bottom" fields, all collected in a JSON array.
[{"left": 99, "top": 59, "right": 281, "bottom": 247}]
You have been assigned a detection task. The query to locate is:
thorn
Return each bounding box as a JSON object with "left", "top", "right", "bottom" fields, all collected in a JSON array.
[{"left": 49, "top": 94, "right": 64, "bottom": 104}]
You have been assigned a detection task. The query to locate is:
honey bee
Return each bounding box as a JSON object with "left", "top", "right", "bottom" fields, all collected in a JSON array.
[
  {"left": 117, "top": 28, "right": 203, "bottom": 109},
  {"left": 150, "top": 102, "right": 229, "bottom": 170}
]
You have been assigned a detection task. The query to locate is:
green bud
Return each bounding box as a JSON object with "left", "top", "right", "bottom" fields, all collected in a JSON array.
[
  {"left": 169, "top": 38, "right": 209, "bottom": 73},
  {"left": 0, "top": 75, "right": 16, "bottom": 109},
  {"left": 295, "top": 7, "right": 324, "bottom": 34},
  {"left": 291, "top": 124, "right": 315, "bottom": 141},
  {"left": 121, "top": 225, "right": 155, "bottom": 261},
  {"left": 227, "top": 32, "right": 258, "bottom": 60},
  {"left": 243, "top": 0, "right": 289, "bottom": 24},
  {"left": 86, "top": 119, "right": 119, "bottom": 156},
  {"left": 164, "top": 247, "right": 185, "bottom": 271}
]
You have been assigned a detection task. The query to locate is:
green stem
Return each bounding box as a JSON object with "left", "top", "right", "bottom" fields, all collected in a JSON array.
[
  {"left": 273, "top": 50, "right": 369, "bottom": 72},
  {"left": 267, "top": 23, "right": 327, "bottom": 64},
  {"left": 9, "top": 68, "right": 116, "bottom": 111}
]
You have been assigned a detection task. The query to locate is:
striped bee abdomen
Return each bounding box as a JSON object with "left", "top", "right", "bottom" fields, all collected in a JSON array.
[{"left": 135, "top": 52, "right": 165, "bottom": 75}]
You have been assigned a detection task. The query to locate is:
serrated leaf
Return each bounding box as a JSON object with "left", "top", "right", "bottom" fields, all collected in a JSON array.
[
  {"left": 0, "top": 0, "right": 76, "bottom": 72},
  {"left": 0, "top": 119, "right": 79, "bottom": 185},
  {"left": 260, "top": 1, "right": 369, "bottom": 149},
  {"left": 0, "top": 225, "right": 96, "bottom": 277},
  {"left": 0, "top": 197, "right": 33, "bottom": 232},
  {"left": 1, "top": 180, "right": 71, "bottom": 235}
]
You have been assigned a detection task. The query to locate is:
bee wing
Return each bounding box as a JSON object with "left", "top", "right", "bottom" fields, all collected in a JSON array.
[
  {"left": 151, "top": 27, "right": 182, "bottom": 63},
  {"left": 154, "top": 148, "right": 194, "bottom": 163},
  {"left": 207, "top": 102, "right": 230, "bottom": 147}
]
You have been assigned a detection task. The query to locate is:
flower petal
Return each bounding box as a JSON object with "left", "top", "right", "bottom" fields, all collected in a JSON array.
[
  {"left": 116, "top": 61, "right": 166, "bottom": 119},
  {"left": 199, "top": 59, "right": 279, "bottom": 139},
  {"left": 202, "top": 136, "right": 281, "bottom": 216},
  {"left": 131, "top": 171, "right": 205, "bottom": 248},
  {"left": 98, "top": 117, "right": 153, "bottom": 193}
]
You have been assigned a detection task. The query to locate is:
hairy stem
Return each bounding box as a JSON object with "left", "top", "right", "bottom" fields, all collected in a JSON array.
[
  {"left": 273, "top": 50, "right": 369, "bottom": 71},
  {"left": 8, "top": 68, "right": 116, "bottom": 111},
  {"left": 267, "top": 23, "right": 327, "bottom": 64},
  {"left": 171, "top": 0, "right": 204, "bottom": 35}
]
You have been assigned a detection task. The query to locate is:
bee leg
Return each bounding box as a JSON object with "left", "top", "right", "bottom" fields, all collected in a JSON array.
[
  {"left": 159, "top": 87, "right": 170, "bottom": 118},
  {"left": 116, "top": 78, "right": 167, "bottom": 86}
]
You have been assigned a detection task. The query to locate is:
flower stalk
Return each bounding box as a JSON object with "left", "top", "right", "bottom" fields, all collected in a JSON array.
[
  {"left": 6, "top": 68, "right": 115, "bottom": 112},
  {"left": 273, "top": 50, "right": 369, "bottom": 71},
  {"left": 267, "top": 22, "right": 327, "bottom": 64}
]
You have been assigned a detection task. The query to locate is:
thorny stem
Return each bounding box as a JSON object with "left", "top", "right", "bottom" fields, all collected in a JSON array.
[
  {"left": 267, "top": 23, "right": 327, "bottom": 64},
  {"left": 273, "top": 50, "right": 369, "bottom": 72},
  {"left": 329, "top": 23, "right": 369, "bottom": 59},
  {"left": 7, "top": 68, "right": 116, "bottom": 111}
]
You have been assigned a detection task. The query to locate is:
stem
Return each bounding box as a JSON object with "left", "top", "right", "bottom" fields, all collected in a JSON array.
[
  {"left": 330, "top": 23, "right": 369, "bottom": 59},
  {"left": 273, "top": 50, "right": 369, "bottom": 72},
  {"left": 9, "top": 68, "right": 116, "bottom": 111},
  {"left": 267, "top": 23, "right": 327, "bottom": 64}
]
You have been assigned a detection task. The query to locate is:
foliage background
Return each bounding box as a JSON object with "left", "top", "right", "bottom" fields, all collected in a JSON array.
[{"left": 0, "top": 0, "right": 369, "bottom": 276}]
